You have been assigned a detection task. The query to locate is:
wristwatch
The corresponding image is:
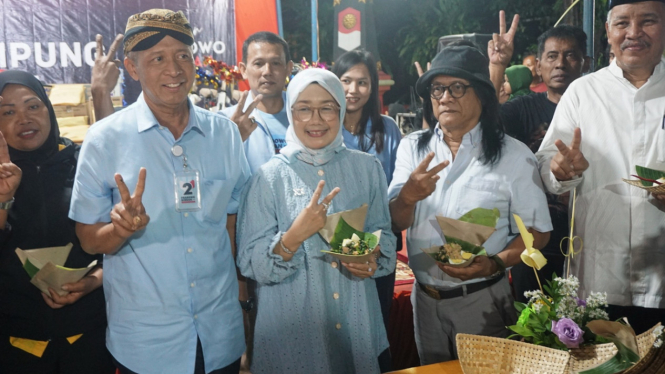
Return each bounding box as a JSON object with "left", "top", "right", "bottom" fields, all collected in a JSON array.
[
  {"left": 0, "top": 197, "right": 15, "bottom": 210},
  {"left": 239, "top": 297, "right": 254, "bottom": 312},
  {"left": 490, "top": 255, "right": 506, "bottom": 277}
]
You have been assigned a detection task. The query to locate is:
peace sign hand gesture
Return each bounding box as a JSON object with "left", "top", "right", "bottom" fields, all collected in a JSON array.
[
  {"left": 0, "top": 130, "right": 22, "bottom": 203},
  {"left": 550, "top": 128, "right": 589, "bottom": 181},
  {"left": 231, "top": 91, "right": 264, "bottom": 141},
  {"left": 487, "top": 10, "right": 520, "bottom": 67},
  {"left": 110, "top": 168, "right": 150, "bottom": 239},
  {"left": 289, "top": 180, "right": 341, "bottom": 244},
  {"left": 91, "top": 34, "right": 123, "bottom": 95},
  {"left": 399, "top": 152, "right": 449, "bottom": 206}
]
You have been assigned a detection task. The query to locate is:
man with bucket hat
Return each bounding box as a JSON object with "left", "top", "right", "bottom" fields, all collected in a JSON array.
[{"left": 388, "top": 42, "right": 552, "bottom": 363}]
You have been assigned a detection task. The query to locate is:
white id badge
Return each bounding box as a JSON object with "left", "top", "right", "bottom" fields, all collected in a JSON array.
[{"left": 174, "top": 170, "right": 201, "bottom": 212}]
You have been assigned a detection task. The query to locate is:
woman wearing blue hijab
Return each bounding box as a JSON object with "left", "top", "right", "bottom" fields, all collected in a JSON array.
[{"left": 237, "top": 69, "right": 396, "bottom": 374}]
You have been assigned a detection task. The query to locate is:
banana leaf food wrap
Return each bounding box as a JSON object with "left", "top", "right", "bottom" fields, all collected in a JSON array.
[
  {"left": 622, "top": 165, "right": 665, "bottom": 194},
  {"left": 319, "top": 204, "right": 382, "bottom": 263},
  {"left": 15, "top": 243, "right": 98, "bottom": 296},
  {"left": 422, "top": 208, "right": 499, "bottom": 268}
]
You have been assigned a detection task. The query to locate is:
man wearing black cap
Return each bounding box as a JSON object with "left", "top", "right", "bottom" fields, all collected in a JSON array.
[
  {"left": 69, "top": 9, "right": 249, "bottom": 374},
  {"left": 388, "top": 42, "right": 552, "bottom": 363},
  {"left": 536, "top": 0, "right": 665, "bottom": 334}
]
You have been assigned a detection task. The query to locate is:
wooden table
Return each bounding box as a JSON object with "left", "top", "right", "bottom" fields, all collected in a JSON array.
[{"left": 388, "top": 360, "right": 463, "bottom": 374}]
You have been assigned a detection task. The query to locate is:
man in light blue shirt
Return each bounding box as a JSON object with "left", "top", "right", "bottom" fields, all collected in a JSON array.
[
  {"left": 69, "top": 9, "right": 249, "bottom": 374},
  {"left": 388, "top": 43, "right": 552, "bottom": 364},
  {"left": 222, "top": 31, "right": 293, "bottom": 174}
]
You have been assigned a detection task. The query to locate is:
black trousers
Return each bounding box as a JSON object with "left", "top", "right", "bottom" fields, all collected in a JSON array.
[
  {"left": 114, "top": 337, "right": 241, "bottom": 374},
  {"left": 0, "top": 326, "right": 115, "bottom": 374},
  {"left": 607, "top": 305, "right": 665, "bottom": 335}
]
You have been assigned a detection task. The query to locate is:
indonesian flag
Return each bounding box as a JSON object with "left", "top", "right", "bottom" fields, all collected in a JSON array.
[{"left": 337, "top": 7, "right": 361, "bottom": 52}]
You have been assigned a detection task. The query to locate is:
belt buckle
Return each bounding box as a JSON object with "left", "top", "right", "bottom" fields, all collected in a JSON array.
[{"left": 424, "top": 285, "right": 442, "bottom": 300}]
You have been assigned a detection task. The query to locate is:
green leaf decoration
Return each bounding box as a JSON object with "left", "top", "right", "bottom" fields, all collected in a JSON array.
[
  {"left": 578, "top": 345, "right": 640, "bottom": 374},
  {"left": 636, "top": 165, "right": 665, "bottom": 187},
  {"left": 23, "top": 258, "right": 40, "bottom": 278},
  {"left": 329, "top": 216, "right": 378, "bottom": 250},
  {"left": 443, "top": 236, "right": 487, "bottom": 256},
  {"left": 579, "top": 320, "right": 640, "bottom": 374},
  {"left": 457, "top": 207, "right": 500, "bottom": 228}
]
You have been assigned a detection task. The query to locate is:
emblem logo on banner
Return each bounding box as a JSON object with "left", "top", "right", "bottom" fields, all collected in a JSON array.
[{"left": 338, "top": 7, "right": 361, "bottom": 52}]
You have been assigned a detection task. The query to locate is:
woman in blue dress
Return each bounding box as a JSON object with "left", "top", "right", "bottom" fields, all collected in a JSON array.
[
  {"left": 237, "top": 68, "right": 396, "bottom": 374},
  {"left": 332, "top": 50, "right": 402, "bottom": 364}
]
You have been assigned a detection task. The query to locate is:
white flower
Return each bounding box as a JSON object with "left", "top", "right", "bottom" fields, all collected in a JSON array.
[
  {"left": 342, "top": 239, "right": 353, "bottom": 247},
  {"left": 351, "top": 233, "right": 361, "bottom": 244},
  {"left": 586, "top": 292, "right": 608, "bottom": 309},
  {"left": 655, "top": 338, "right": 663, "bottom": 348},
  {"left": 555, "top": 276, "right": 580, "bottom": 297}
]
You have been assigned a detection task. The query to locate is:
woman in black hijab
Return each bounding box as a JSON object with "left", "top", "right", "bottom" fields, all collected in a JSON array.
[{"left": 0, "top": 71, "right": 113, "bottom": 373}]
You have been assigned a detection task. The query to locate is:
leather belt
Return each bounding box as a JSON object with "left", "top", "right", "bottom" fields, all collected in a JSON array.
[{"left": 419, "top": 273, "right": 505, "bottom": 300}]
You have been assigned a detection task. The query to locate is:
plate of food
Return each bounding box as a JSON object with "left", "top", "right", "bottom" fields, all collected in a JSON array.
[
  {"left": 622, "top": 165, "right": 665, "bottom": 194},
  {"left": 422, "top": 208, "right": 499, "bottom": 268},
  {"left": 319, "top": 204, "right": 382, "bottom": 263}
]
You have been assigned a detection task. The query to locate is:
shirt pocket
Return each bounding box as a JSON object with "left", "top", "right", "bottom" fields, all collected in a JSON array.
[
  {"left": 455, "top": 179, "right": 507, "bottom": 217},
  {"left": 201, "top": 178, "right": 233, "bottom": 224}
]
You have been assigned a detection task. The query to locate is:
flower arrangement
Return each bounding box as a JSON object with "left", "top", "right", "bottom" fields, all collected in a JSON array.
[
  {"left": 299, "top": 57, "right": 328, "bottom": 70},
  {"left": 508, "top": 274, "right": 610, "bottom": 350},
  {"left": 202, "top": 56, "right": 243, "bottom": 85}
]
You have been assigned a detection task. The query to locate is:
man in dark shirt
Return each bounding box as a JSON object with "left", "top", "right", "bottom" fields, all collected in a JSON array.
[
  {"left": 489, "top": 24, "right": 590, "bottom": 302},
  {"left": 498, "top": 26, "right": 589, "bottom": 150}
]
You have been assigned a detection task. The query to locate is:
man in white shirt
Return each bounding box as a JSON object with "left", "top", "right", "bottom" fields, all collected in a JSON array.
[
  {"left": 221, "top": 32, "right": 293, "bottom": 174},
  {"left": 536, "top": 0, "right": 665, "bottom": 334},
  {"left": 389, "top": 42, "right": 552, "bottom": 363}
]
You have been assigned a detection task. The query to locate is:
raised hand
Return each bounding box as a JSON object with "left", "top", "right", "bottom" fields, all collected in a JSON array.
[
  {"left": 231, "top": 91, "right": 264, "bottom": 141},
  {"left": 414, "top": 61, "right": 431, "bottom": 78},
  {"left": 487, "top": 10, "right": 520, "bottom": 67},
  {"left": 91, "top": 34, "right": 123, "bottom": 95},
  {"left": 288, "top": 180, "right": 341, "bottom": 243},
  {"left": 399, "top": 152, "right": 449, "bottom": 205},
  {"left": 0, "top": 130, "right": 22, "bottom": 202},
  {"left": 110, "top": 168, "right": 150, "bottom": 239},
  {"left": 550, "top": 128, "right": 589, "bottom": 181}
]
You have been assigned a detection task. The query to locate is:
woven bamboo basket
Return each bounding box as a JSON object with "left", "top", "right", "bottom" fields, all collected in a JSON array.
[
  {"left": 457, "top": 324, "right": 660, "bottom": 374},
  {"left": 622, "top": 179, "right": 665, "bottom": 194}
]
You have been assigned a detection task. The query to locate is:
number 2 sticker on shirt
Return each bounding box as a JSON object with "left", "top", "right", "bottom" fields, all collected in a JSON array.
[{"left": 174, "top": 170, "right": 201, "bottom": 212}]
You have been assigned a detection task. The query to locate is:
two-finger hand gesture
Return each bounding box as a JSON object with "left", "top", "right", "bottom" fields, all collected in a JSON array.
[
  {"left": 289, "top": 180, "right": 341, "bottom": 243},
  {"left": 91, "top": 34, "right": 123, "bottom": 95},
  {"left": 0, "top": 130, "right": 22, "bottom": 202},
  {"left": 110, "top": 168, "right": 150, "bottom": 239},
  {"left": 400, "top": 152, "right": 449, "bottom": 205},
  {"left": 487, "top": 10, "right": 519, "bottom": 67},
  {"left": 550, "top": 128, "right": 589, "bottom": 181},
  {"left": 414, "top": 61, "right": 431, "bottom": 78},
  {"left": 231, "top": 91, "right": 264, "bottom": 141}
]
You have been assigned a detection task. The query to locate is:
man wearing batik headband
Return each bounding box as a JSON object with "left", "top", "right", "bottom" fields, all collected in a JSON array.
[
  {"left": 69, "top": 9, "right": 249, "bottom": 374},
  {"left": 536, "top": 0, "right": 665, "bottom": 334}
]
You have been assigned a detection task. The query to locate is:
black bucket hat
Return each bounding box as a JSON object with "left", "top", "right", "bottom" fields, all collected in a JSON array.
[{"left": 415, "top": 44, "right": 495, "bottom": 100}]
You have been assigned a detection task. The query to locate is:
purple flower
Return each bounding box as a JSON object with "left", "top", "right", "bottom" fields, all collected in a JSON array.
[
  {"left": 551, "top": 318, "right": 585, "bottom": 349},
  {"left": 575, "top": 297, "right": 587, "bottom": 307}
]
